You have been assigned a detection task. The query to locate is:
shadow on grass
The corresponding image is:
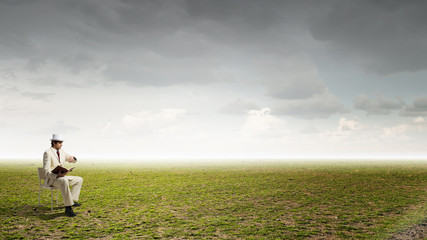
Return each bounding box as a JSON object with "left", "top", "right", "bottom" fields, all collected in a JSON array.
[
  {"left": 33, "top": 205, "right": 89, "bottom": 220},
  {"left": 0, "top": 204, "right": 70, "bottom": 220},
  {"left": 32, "top": 205, "right": 68, "bottom": 220},
  {"left": 36, "top": 211, "right": 66, "bottom": 220}
]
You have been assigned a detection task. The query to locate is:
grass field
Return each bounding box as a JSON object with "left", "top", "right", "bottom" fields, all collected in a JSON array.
[{"left": 1, "top": 160, "right": 427, "bottom": 239}]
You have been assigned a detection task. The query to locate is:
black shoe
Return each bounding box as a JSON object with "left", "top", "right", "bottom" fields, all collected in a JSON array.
[
  {"left": 73, "top": 202, "right": 81, "bottom": 207},
  {"left": 65, "top": 206, "right": 76, "bottom": 217}
]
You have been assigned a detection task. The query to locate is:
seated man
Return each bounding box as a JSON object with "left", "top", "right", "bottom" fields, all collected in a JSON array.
[{"left": 43, "top": 134, "right": 83, "bottom": 217}]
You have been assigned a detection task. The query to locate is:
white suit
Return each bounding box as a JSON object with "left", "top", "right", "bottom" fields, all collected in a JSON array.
[{"left": 43, "top": 147, "right": 83, "bottom": 206}]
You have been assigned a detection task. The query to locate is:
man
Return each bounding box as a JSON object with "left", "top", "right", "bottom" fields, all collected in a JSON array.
[{"left": 43, "top": 134, "right": 83, "bottom": 217}]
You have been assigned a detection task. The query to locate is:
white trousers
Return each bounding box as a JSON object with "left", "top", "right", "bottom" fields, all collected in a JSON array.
[{"left": 51, "top": 175, "right": 83, "bottom": 207}]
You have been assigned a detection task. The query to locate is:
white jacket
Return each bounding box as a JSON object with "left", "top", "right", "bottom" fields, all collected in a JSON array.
[{"left": 42, "top": 147, "right": 76, "bottom": 187}]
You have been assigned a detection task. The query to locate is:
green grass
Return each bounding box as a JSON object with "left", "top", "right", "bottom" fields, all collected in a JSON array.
[{"left": 1, "top": 160, "right": 426, "bottom": 239}]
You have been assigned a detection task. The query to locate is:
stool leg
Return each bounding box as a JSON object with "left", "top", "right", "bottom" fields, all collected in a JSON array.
[
  {"left": 56, "top": 190, "right": 59, "bottom": 205},
  {"left": 38, "top": 186, "right": 41, "bottom": 206}
]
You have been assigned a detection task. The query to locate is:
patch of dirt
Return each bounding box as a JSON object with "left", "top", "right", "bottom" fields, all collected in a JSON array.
[{"left": 388, "top": 222, "right": 427, "bottom": 240}]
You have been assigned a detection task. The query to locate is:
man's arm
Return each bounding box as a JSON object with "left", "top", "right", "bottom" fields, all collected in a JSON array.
[{"left": 43, "top": 152, "right": 58, "bottom": 180}]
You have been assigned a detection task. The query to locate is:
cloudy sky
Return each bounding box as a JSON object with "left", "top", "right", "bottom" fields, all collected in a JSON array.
[{"left": 1, "top": 0, "right": 427, "bottom": 160}]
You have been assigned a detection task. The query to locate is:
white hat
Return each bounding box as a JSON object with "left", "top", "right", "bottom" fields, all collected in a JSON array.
[{"left": 50, "top": 134, "right": 64, "bottom": 142}]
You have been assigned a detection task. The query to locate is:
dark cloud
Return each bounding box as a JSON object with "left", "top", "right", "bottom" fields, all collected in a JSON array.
[
  {"left": 400, "top": 96, "right": 427, "bottom": 116},
  {"left": 0, "top": 0, "right": 35, "bottom": 6},
  {"left": 24, "top": 58, "right": 46, "bottom": 73},
  {"left": 0, "top": 0, "right": 322, "bottom": 84},
  {"left": 310, "top": 0, "right": 427, "bottom": 75},
  {"left": 273, "top": 90, "right": 348, "bottom": 119},
  {"left": 103, "top": 54, "right": 224, "bottom": 87},
  {"left": 257, "top": 54, "right": 327, "bottom": 100},
  {"left": 0, "top": 0, "right": 349, "bottom": 119},
  {"left": 1, "top": 68, "right": 17, "bottom": 81},
  {"left": 353, "top": 94, "right": 404, "bottom": 115},
  {"left": 183, "top": 0, "right": 289, "bottom": 48},
  {"left": 60, "top": 55, "right": 100, "bottom": 74}
]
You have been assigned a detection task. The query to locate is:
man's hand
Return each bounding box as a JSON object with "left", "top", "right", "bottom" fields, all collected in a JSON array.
[{"left": 67, "top": 156, "right": 77, "bottom": 163}]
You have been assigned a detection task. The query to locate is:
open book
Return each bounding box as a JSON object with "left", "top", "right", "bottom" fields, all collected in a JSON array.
[{"left": 51, "top": 165, "right": 75, "bottom": 174}]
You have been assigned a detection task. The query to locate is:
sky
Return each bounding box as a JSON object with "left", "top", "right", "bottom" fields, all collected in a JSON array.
[{"left": 1, "top": 0, "right": 427, "bottom": 160}]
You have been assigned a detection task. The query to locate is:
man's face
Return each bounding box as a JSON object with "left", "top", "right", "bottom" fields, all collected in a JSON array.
[{"left": 53, "top": 141, "right": 63, "bottom": 150}]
